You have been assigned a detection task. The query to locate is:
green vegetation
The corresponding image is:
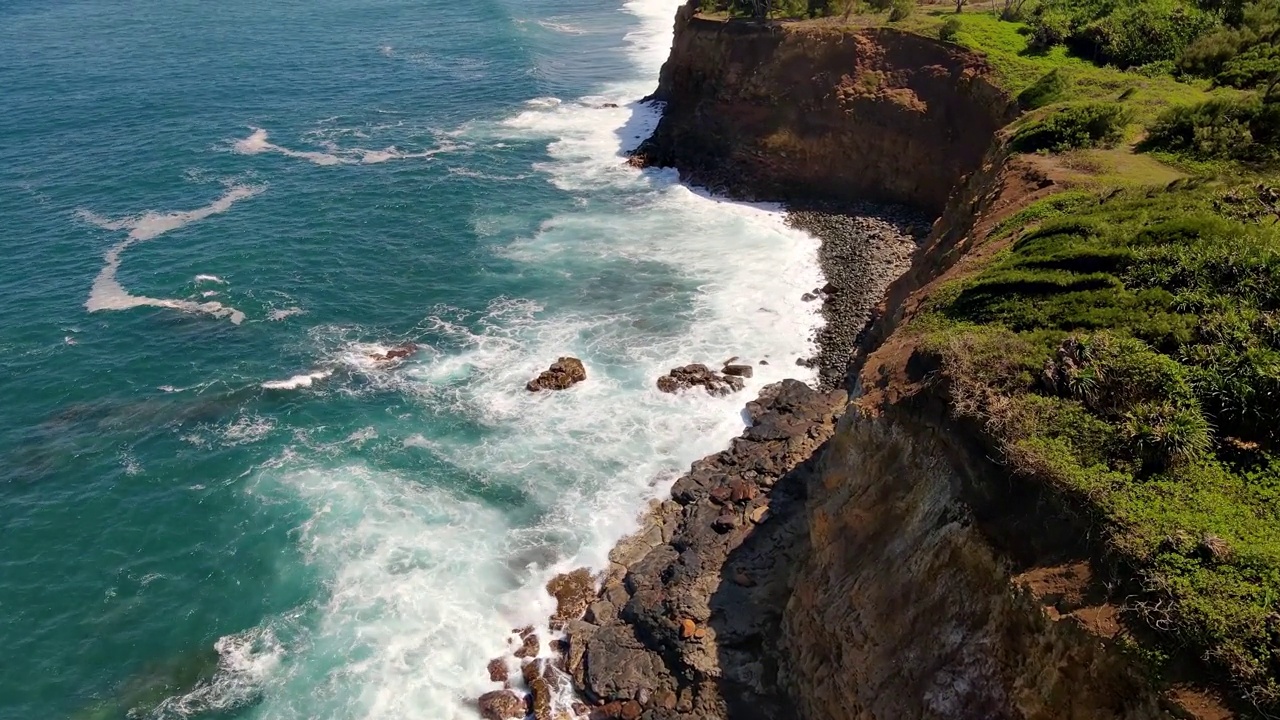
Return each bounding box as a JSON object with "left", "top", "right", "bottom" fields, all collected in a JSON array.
[
  {"left": 939, "top": 16, "right": 962, "bottom": 40},
  {"left": 698, "top": 0, "right": 1280, "bottom": 706},
  {"left": 1027, "top": 0, "right": 1220, "bottom": 68},
  {"left": 919, "top": 183, "right": 1280, "bottom": 709},
  {"left": 1012, "top": 101, "right": 1132, "bottom": 152},
  {"left": 889, "top": 0, "right": 915, "bottom": 21},
  {"left": 1144, "top": 96, "right": 1280, "bottom": 161}
]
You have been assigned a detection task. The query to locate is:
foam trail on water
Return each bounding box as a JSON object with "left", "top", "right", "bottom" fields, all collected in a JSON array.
[
  {"left": 234, "top": 127, "right": 458, "bottom": 166},
  {"left": 261, "top": 370, "right": 333, "bottom": 391},
  {"left": 81, "top": 185, "right": 264, "bottom": 324}
]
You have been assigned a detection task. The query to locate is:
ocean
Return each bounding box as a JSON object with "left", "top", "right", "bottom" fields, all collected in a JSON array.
[{"left": 0, "top": 0, "right": 824, "bottom": 717}]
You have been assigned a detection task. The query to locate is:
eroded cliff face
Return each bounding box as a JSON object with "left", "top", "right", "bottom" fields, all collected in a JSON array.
[
  {"left": 476, "top": 8, "right": 1205, "bottom": 720},
  {"left": 635, "top": 4, "right": 1016, "bottom": 213},
  {"left": 781, "top": 404, "right": 1167, "bottom": 720}
]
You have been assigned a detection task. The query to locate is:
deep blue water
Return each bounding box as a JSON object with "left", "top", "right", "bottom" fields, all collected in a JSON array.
[{"left": 0, "top": 0, "right": 825, "bottom": 717}]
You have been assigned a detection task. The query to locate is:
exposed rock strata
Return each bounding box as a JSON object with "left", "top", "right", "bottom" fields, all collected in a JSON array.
[{"left": 634, "top": 4, "right": 1016, "bottom": 214}]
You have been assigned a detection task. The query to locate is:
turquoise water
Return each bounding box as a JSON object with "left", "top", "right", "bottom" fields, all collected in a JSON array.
[{"left": 0, "top": 0, "right": 825, "bottom": 718}]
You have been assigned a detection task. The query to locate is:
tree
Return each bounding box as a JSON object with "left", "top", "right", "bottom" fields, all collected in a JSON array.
[{"left": 955, "top": 0, "right": 968, "bottom": 11}]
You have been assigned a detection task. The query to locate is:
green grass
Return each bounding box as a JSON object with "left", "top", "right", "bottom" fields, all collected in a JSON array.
[{"left": 917, "top": 183, "right": 1280, "bottom": 711}]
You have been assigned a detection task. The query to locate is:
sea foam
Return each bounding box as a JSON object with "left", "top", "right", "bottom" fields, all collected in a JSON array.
[
  {"left": 81, "top": 185, "right": 264, "bottom": 324},
  {"left": 234, "top": 127, "right": 460, "bottom": 166},
  {"left": 207, "top": 0, "right": 827, "bottom": 717}
]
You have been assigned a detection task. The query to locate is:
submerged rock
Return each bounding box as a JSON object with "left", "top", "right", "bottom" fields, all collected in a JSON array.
[
  {"left": 722, "top": 364, "right": 754, "bottom": 378},
  {"left": 527, "top": 357, "right": 587, "bottom": 392},
  {"left": 370, "top": 342, "right": 418, "bottom": 363}
]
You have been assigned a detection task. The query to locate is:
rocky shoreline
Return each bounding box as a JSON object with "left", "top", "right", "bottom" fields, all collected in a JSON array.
[
  {"left": 474, "top": 198, "right": 928, "bottom": 720},
  {"left": 787, "top": 203, "right": 928, "bottom": 392}
]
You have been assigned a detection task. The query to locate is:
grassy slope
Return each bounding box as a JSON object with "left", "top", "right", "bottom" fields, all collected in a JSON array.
[
  {"left": 702, "top": 3, "right": 1280, "bottom": 706},
  {"left": 890, "top": 8, "right": 1280, "bottom": 712}
]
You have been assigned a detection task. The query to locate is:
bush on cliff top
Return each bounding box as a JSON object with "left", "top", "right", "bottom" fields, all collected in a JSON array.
[
  {"left": 1143, "top": 96, "right": 1280, "bottom": 161},
  {"left": 918, "top": 182, "right": 1280, "bottom": 709},
  {"left": 1011, "top": 101, "right": 1133, "bottom": 152}
]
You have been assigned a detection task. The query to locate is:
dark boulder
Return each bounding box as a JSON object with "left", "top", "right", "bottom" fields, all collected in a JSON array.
[
  {"left": 527, "top": 357, "right": 587, "bottom": 391},
  {"left": 655, "top": 364, "right": 743, "bottom": 396}
]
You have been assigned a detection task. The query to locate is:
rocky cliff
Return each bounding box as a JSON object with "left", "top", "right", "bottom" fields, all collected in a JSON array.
[
  {"left": 476, "top": 4, "right": 1227, "bottom": 719},
  {"left": 634, "top": 4, "right": 1015, "bottom": 214}
]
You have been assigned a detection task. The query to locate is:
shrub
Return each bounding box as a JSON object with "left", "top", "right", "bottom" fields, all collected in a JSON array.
[
  {"left": 888, "top": 0, "right": 914, "bottom": 21},
  {"left": 1012, "top": 102, "right": 1133, "bottom": 153},
  {"left": 1144, "top": 97, "right": 1280, "bottom": 161},
  {"left": 1017, "top": 69, "right": 1068, "bottom": 110},
  {"left": 939, "top": 16, "right": 962, "bottom": 41},
  {"left": 866, "top": 0, "right": 894, "bottom": 9},
  {"left": 1216, "top": 43, "right": 1280, "bottom": 88},
  {"left": 1030, "top": 0, "right": 1223, "bottom": 68}
]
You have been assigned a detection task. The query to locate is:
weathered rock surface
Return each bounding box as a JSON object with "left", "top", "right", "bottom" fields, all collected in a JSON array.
[
  {"left": 655, "top": 364, "right": 744, "bottom": 396},
  {"left": 477, "top": 689, "right": 525, "bottom": 720},
  {"left": 547, "top": 568, "right": 597, "bottom": 631},
  {"left": 528, "top": 357, "right": 587, "bottom": 392},
  {"left": 546, "top": 380, "right": 848, "bottom": 720}
]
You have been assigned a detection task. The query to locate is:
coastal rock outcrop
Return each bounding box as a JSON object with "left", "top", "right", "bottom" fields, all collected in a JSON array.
[
  {"left": 527, "top": 357, "right": 587, "bottom": 392},
  {"left": 655, "top": 364, "right": 743, "bottom": 396},
  {"left": 546, "top": 380, "right": 848, "bottom": 719},
  {"left": 634, "top": 2, "right": 1016, "bottom": 214}
]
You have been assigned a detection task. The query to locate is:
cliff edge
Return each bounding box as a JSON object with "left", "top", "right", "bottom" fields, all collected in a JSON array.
[{"left": 474, "top": 3, "right": 1255, "bottom": 719}]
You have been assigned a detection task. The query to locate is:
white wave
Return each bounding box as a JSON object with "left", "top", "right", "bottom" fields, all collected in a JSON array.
[
  {"left": 536, "top": 19, "right": 588, "bottom": 34},
  {"left": 447, "top": 166, "right": 530, "bottom": 181},
  {"left": 266, "top": 307, "right": 306, "bottom": 322},
  {"left": 220, "top": 414, "right": 277, "bottom": 446},
  {"left": 232, "top": 1, "right": 832, "bottom": 718},
  {"left": 149, "top": 623, "right": 290, "bottom": 720},
  {"left": 194, "top": 274, "right": 226, "bottom": 284},
  {"left": 81, "top": 185, "right": 264, "bottom": 324},
  {"left": 234, "top": 127, "right": 460, "bottom": 166},
  {"left": 261, "top": 370, "right": 334, "bottom": 391}
]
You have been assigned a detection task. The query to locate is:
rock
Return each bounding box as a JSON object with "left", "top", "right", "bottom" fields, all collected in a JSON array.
[
  {"left": 488, "top": 657, "right": 509, "bottom": 684},
  {"left": 635, "top": 688, "right": 651, "bottom": 705},
  {"left": 679, "top": 618, "right": 697, "bottom": 639},
  {"left": 708, "top": 485, "right": 732, "bottom": 505},
  {"left": 526, "top": 661, "right": 573, "bottom": 720},
  {"left": 732, "top": 569, "right": 756, "bottom": 587},
  {"left": 693, "top": 627, "right": 706, "bottom": 639},
  {"left": 477, "top": 690, "right": 525, "bottom": 720},
  {"left": 749, "top": 505, "right": 769, "bottom": 524},
  {"left": 722, "top": 364, "right": 754, "bottom": 378},
  {"left": 583, "top": 624, "right": 672, "bottom": 702},
  {"left": 713, "top": 511, "right": 740, "bottom": 533},
  {"left": 655, "top": 364, "right": 744, "bottom": 396},
  {"left": 547, "top": 568, "right": 596, "bottom": 630},
  {"left": 514, "top": 626, "right": 539, "bottom": 658},
  {"left": 585, "top": 600, "right": 617, "bottom": 625},
  {"left": 370, "top": 342, "right": 418, "bottom": 363},
  {"left": 620, "top": 700, "right": 643, "bottom": 719},
  {"left": 759, "top": 359, "right": 769, "bottom": 365},
  {"left": 527, "top": 357, "right": 587, "bottom": 392},
  {"left": 728, "top": 479, "right": 757, "bottom": 503},
  {"left": 820, "top": 281, "right": 839, "bottom": 295},
  {"left": 602, "top": 102, "right": 619, "bottom": 108},
  {"left": 653, "top": 689, "right": 678, "bottom": 710}
]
